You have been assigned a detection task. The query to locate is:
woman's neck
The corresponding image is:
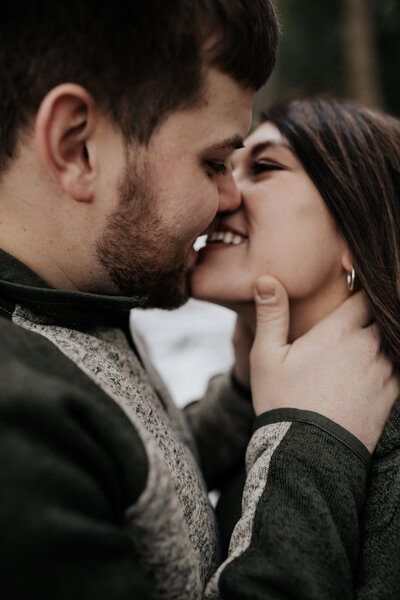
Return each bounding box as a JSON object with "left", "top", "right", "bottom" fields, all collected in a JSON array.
[{"left": 232, "top": 282, "right": 350, "bottom": 342}]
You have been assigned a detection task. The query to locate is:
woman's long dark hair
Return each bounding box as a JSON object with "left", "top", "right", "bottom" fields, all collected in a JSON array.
[{"left": 262, "top": 99, "right": 400, "bottom": 371}]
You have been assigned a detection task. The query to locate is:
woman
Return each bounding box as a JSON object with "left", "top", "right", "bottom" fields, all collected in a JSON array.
[
  {"left": 191, "top": 98, "right": 400, "bottom": 597},
  {"left": 192, "top": 98, "right": 400, "bottom": 367}
]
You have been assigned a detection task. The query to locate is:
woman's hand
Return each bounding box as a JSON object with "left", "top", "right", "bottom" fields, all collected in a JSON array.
[
  {"left": 250, "top": 275, "right": 399, "bottom": 454},
  {"left": 232, "top": 316, "right": 254, "bottom": 389}
]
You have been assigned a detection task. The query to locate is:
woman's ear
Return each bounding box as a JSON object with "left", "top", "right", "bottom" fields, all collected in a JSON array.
[
  {"left": 341, "top": 250, "right": 353, "bottom": 274},
  {"left": 35, "top": 83, "right": 97, "bottom": 202}
]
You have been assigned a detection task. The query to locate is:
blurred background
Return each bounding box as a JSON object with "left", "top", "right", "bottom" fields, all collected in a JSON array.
[
  {"left": 132, "top": 0, "right": 400, "bottom": 408},
  {"left": 254, "top": 0, "right": 400, "bottom": 117}
]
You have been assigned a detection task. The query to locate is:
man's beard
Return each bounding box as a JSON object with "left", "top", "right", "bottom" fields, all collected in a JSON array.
[{"left": 96, "top": 161, "right": 191, "bottom": 309}]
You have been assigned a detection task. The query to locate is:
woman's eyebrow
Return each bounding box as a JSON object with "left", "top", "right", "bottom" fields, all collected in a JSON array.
[
  {"left": 249, "top": 139, "right": 292, "bottom": 159},
  {"left": 231, "top": 139, "right": 291, "bottom": 169}
]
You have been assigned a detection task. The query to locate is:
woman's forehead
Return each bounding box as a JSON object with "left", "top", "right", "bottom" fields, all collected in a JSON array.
[
  {"left": 232, "top": 121, "right": 290, "bottom": 166},
  {"left": 246, "top": 121, "right": 285, "bottom": 146}
]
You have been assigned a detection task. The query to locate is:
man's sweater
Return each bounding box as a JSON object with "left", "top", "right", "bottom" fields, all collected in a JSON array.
[{"left": 0, "top": 249, "right": 382, "bottom": 599}]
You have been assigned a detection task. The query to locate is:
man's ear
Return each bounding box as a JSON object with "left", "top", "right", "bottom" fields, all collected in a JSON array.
[{"left": 35, "top": 83, "right": 97, "bottom": 202}]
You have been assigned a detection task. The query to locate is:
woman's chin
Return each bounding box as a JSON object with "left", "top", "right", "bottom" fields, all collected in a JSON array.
[
  {"left": 190, "top": 286, "right": 230, "bottom": 307},
  {"left": 189, "top": 279, "right": 248, "bottom": 312},
  {"left": 189, "top": 265, "right": 253, "bottom": 307},
  {"left": 190, "top": 280, "right": 230, "bottom": 306}
]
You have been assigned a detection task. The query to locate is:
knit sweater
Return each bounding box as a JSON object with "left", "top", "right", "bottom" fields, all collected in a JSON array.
[
  {"left": 0, "top": 249, "right": 378, "bottom": 599},
  {"left": 355, "top": 396, "right": 400, "bottom": 599}
]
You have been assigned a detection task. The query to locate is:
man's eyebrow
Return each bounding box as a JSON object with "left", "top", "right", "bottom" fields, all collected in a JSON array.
[{"left": 206, "top": 135, "right": 245, "bottom": 154}]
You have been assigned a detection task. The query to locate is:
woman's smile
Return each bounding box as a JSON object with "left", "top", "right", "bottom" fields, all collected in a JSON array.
[{"left": 201, "top": 226, "right": 248, "bottom": 251}]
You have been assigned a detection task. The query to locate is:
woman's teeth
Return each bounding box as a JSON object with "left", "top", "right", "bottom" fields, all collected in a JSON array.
[{"left": 208, "top": 231, "right": 246, "bottom": 245}]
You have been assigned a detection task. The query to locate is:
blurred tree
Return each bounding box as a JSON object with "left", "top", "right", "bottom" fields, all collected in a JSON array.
[
  {"left": 254, "top": 0, "right": 400, "bottom": 117},
  {"left": 371, "top": 0, "right": 400, "bottom": 115},
  {"left": 344, "top": 0, "right": 382, "bottom": 106}
]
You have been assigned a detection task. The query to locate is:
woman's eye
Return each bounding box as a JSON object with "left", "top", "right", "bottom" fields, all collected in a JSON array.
[
  {"left": 205, "top": 161, "right": 228, "bottom": 178},
  {"left": 251, "top": 161, "right": 283, "bottom": 175}
]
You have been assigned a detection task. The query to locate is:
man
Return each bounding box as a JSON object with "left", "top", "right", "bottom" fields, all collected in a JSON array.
[{"left": 0, "top": 2, "right": 396, "bottom": 598}]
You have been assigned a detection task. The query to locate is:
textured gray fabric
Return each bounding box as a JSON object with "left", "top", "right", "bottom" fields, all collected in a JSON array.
[
  {"left": 13, "top": 305, "right": 218, "bottom": 599},
  {"left": 204, "top": 422, "right": 291, "bottom": 598}
]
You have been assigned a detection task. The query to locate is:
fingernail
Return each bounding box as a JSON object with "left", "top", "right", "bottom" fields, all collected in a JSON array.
[{"left": 256, "top": 279, "right": 276, "bottom": 301}]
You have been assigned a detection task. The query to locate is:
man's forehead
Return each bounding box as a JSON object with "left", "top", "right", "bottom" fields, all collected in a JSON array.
[{"left": 146, "top": 70, "right": 253, "bottom": 152}]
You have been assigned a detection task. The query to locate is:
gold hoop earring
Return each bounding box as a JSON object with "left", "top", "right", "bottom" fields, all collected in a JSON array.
[{"left": 347, "top": 267, "right": 356, "bottom": 292}]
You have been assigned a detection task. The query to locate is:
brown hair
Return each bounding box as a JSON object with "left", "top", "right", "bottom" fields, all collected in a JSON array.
[
  {"left": 262, "top": 98, "right": 400, "bottom": 370},
  {"left": 0, "top": 0, "right": 278, "bottom": 173}
]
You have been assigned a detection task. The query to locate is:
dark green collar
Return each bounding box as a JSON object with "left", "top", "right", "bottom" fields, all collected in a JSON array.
[{"left": 0, "top": 249, "right": 148, "bottom": 328}]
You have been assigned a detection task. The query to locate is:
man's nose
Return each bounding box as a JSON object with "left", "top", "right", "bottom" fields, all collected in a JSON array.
[{"left": 217, "top": 169, "right": 242, "bottom": 213}]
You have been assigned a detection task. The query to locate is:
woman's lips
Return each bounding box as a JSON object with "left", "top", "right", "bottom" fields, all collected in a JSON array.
[{"left": 205, "top": 229, "right": 248, "bottom": 248}]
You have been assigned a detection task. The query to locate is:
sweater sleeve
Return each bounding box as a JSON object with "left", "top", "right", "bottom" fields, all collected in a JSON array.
[
  {"left": 184, "top": 371, "right": 255, "bottom": 490},
  {"left": 355, "top": 397, "right": 400, "bottom": 600},
  {"left": 205, "top": 408, "right": 370, "bottom": 600},
  {"left": 0, "top": 366, "right": 154, "bottom": 600}
]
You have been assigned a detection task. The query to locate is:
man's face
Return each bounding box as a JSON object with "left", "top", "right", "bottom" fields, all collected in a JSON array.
[{"left": 96, "top": 69, "right": 253, "bottom": 307}]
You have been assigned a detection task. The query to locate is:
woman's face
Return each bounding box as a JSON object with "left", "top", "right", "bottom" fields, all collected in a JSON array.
[{"left": 191, "top": 122, "right": 349, "bottom": 314}]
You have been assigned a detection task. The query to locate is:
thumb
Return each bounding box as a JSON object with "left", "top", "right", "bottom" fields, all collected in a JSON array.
[{"left": 252, "top": 276, "right": 290, "bottom": 364}]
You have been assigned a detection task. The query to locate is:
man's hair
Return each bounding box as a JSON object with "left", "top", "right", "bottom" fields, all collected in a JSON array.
[
  {"left": 0, "top": 0, "right": 279, "bottom": 173},
  {"left": 262, "top": 98, "right": 400, "bottom": 372}
]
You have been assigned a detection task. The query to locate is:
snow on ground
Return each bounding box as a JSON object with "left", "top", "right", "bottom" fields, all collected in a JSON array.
[{"left": 130, "top": 299, "right": 236, "bottom": 407}]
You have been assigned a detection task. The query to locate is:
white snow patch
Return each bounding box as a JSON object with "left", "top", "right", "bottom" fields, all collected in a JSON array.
[{"left": 130, "top": 299, "right": 236, "bottom": 407}]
